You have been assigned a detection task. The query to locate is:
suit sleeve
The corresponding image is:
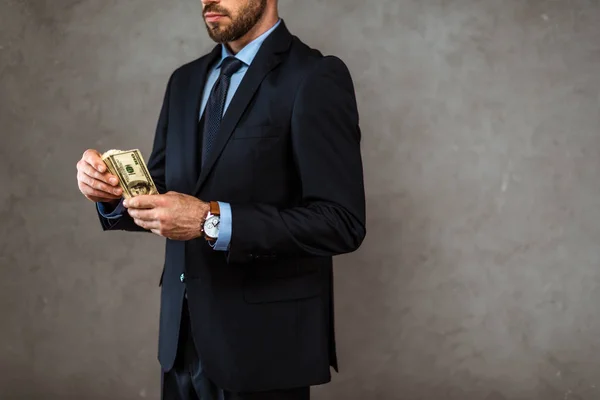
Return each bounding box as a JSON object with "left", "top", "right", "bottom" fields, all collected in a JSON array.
[
  {"left": 227, "top": 56, "right": 366, "bottom": 263},
  {"left": 97, "top": 73, "right": 172, "bottom": 232},
  {"left": 97, "top": 200, "right": 126, "bottom": 219}
]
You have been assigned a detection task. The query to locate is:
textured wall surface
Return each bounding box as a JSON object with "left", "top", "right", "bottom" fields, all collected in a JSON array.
[{"left": 1, "top": 0, "right": 600, "bottom": 399}]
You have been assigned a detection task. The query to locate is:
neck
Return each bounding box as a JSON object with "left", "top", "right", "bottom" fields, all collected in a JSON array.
[{"left": 225, "top": 11, "right": 279, "bottom": 54}]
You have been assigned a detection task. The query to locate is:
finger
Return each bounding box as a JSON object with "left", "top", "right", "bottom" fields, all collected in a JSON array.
[
  {"left": 79, "top": 160, "right": 119, "bottom": 186},
  {"left": 78, "top": 170, "right": 122, "bottom": 197},
  {"left": 79, "top": 182, "right": 121, "bottom": 200},
  {"left": 133, "top": 218, "right": 159, "bottom": 230},
  {"left": 124, "top": 195, "right": 158, "bottom": 209},
  {"left": 127, "top": 208, "right": 156, "bottom": 221},
  {"left": 151, "top": 229, "right": 163, "bottom": 236},
  {"left": 82, "top": 149, "right": 107, "bottom": 173}
]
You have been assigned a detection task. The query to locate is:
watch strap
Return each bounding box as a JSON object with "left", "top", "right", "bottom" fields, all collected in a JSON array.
[{"left": 209, "top": 201, "right": 220, "bottom": 216}]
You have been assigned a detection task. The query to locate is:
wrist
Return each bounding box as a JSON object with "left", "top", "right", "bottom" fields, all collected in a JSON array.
[
  {"left": 198, "top": 201, "right": 210, "bottom": 235},
  {"left": 101, "top": 198, "right": 120, "bottom": 206}
]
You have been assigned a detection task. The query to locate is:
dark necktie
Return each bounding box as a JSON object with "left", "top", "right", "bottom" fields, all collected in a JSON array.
[{"left": 201, "top": 56, "right": 244, "bottom": 169}]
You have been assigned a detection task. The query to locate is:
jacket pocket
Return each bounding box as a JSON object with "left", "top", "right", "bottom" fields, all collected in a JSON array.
[{"left": 243, "top": 270, "right": 322, "bottom": 304}]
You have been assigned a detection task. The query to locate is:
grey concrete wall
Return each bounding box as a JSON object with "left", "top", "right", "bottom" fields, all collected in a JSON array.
[{"left": 1, "top": 0, "right": 599, "bottom": 399}]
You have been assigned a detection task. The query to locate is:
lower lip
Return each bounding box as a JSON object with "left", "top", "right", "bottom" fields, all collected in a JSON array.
[{"left": 205, "top": 15, "right": 225, "bottom": 22}]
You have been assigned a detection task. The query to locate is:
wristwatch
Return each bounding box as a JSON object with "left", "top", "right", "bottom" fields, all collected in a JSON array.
[{"left": 203, "top": 201, "right": 220, "bottom": 242}]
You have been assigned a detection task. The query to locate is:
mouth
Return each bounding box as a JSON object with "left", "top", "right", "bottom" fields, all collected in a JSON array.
[{"left": 204, "top": 12, "right": 227, "bottom": 23}]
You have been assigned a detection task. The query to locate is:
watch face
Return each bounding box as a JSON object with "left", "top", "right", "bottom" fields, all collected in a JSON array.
[{"left": 204, "top": 215, "right": 220, "bottom": 238}]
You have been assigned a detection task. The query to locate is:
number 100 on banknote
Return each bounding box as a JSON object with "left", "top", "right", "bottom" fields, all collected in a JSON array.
[{"left": 101, "top": 149, "right": 159, "bottom": 198}]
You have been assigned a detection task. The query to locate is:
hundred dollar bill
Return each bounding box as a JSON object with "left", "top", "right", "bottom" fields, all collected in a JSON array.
[{"left": 101, "top": 149, "right": 158, "bottom": 198}]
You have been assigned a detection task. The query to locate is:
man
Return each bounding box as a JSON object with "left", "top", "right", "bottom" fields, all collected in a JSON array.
[{"left": 75, "top": 0, "right": 366, "bottom": 398}]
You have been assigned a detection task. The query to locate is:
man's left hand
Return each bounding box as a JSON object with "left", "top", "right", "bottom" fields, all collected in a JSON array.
[{"left": 124, "top": 191, "right": 209, "bottom": 241}]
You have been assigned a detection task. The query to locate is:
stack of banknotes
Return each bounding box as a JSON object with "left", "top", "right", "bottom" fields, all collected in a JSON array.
[{"left": 101, "top": 149, "right": 158, "bottom": 198}]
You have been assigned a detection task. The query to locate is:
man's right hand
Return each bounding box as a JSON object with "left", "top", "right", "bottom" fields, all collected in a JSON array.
[{"left": 77, "top": 149, "right": 123, "bottom": 203}]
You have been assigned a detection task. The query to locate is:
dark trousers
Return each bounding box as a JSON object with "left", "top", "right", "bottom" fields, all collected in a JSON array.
[{"left": 161, "top": 298, "right": 310, "bottom": 400}]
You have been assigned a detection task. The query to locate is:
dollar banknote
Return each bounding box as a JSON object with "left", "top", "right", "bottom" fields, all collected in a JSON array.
[{"left": 101, "top": 149, "right": 158, "bottom": 198}]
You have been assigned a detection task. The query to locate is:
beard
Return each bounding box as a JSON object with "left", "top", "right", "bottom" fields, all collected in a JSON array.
[{"left": 204, "top": 0, "right": 267, "bottom": 43}]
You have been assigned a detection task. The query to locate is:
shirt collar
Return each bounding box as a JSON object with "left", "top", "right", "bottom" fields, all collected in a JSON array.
[{"left": 215, "top": 18, "right": 282, "bottom": 69}]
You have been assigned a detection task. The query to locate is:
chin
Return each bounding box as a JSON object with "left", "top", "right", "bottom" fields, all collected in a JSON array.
[
  {"left": 207, "top": 23, "right": 227, "bottom": 34},
  {"left": 206, "top": 31, "right": 229, "bottom": 43}
]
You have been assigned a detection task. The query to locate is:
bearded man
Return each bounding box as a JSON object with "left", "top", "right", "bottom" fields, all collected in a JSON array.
[{"left": 75, "top": 0, "right": 366, "bottom": 398}]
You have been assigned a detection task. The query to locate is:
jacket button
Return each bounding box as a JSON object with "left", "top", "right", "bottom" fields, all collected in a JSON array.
[{"left": 180, "top": 273, "right": 185, "bottom": 283}]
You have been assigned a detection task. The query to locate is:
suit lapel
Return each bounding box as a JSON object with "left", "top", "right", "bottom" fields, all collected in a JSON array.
[
  {"left": 178, "top": 45, "right": 221, "bottom": 194},
  {"left": 193, "top": 21, "right": 293, "bottom": 195}
]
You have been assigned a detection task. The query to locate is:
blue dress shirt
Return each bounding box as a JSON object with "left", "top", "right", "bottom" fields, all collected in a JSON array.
[{"left": 98, "top": 19, "right": 282, "bottom": 251}]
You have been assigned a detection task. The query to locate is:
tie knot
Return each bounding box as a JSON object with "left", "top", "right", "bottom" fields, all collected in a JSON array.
[{"left": 220, "top": 57, "right": 244, "bottom": 78}]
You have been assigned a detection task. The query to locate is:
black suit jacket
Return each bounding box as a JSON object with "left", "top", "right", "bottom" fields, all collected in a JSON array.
[{"left": 97, "top": 21, "right": 366, "bottom": 393}]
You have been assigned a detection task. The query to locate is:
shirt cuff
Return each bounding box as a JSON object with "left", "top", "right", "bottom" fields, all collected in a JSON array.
[
  {"left": 213, "top": 201, "right": 232, "bottom": 251},
  {"left": 97, "top": 199, "right": 126, "bottom": 219}
]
